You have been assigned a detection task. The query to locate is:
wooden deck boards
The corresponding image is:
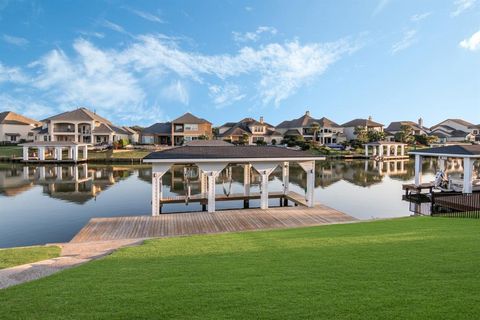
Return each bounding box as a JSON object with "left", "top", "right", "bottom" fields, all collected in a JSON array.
[{"left": 71, "top": 205, "right": 356, "bottom": 243}]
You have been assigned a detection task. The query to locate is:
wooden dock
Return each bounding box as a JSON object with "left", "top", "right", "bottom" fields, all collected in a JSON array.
[
  {"left": 402, "top": 182, "right": 434, "bottom": 196},
  {"left": 71, "top": 205, "right": 356, "bottom": 243}
]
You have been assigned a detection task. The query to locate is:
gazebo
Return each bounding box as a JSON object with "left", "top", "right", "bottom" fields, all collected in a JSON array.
[
  {"left": 20, "top": 141, "right": 90, "bottom": 163},
  {"left": 143, "top": 145, "right": 325, "bottom": 215},
  {"left": 410, "top": 145, "right": 480, "bottom": 194},
  {"left": 364, "top": 141, "right": 407, "bottom": 159}
]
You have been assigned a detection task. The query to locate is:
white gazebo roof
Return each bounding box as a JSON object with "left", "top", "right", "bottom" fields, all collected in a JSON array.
[
  {"left": 20, "top": 141, "right": 92, "bottom": 147},
  {"left": 365, "top": 141, "right": 407, "bottom": 146},
  {"left": 409, "top": 145, "right": 480, "bottom": 159}
]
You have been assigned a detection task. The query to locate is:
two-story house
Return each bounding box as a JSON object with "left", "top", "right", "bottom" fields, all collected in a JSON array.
[
  {"left": 276, "top": 111, "right": 345, "bottom": 144},
  {"left": 341, "top": 117, "right": 384, "bottom": 141},
  {"left": 216, "top": 117, "right": 282, "bottom": 144},
  {"left": 430, "top": 119, "right": 476, "bottom": 143},
  {"left": 140, "top": 112, "right": 212, "bottom": 146},
  {"left": 34, "top": 107, "right": 132, "bottom": 145},
  {"left": 0, "top": 111, "right": 41, "bottom": 144},
  {"left": 385, "top": 118, "right": 430, "bottom": 137}
]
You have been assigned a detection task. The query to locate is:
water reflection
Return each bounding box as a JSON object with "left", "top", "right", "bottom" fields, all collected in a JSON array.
[{"left": 1, "top": 158, "right": 474, "bottom": 248}]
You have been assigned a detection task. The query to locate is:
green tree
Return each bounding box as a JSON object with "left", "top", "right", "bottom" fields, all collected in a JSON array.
[
  {"left": 310, "top": 122, "right": 320, "bottom": 144},
  {"left": 394, "top": 125, "right": 414, "bottom": 144},
  {"left": 354, "top": 126, "right": 369, "bottom": 144},
  {"left": 367, "top": 130, "right": 385, "bottom": 142}
]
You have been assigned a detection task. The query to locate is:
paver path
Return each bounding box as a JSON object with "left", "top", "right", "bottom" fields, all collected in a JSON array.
[{"left": 0, "top": 239, "right": 143, "bottom": 290}]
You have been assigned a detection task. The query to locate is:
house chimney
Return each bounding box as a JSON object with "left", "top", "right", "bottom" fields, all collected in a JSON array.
[
  {"left": 418, "top": 117, "right": 423, "bottom": 127},
  {"left": 368, "top": 116, "right": 372, "bottom": 121},
  {"left": 305, "top": 111, "right": 310, "bottom": 117},
  {"left": 259, "top": 116, "right": 264, "bottom": 124}
]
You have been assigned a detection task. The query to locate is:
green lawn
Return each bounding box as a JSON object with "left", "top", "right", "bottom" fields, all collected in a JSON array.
[
  {"left": 88, "top": 150, "right": 151, "bottom": 160},
  {"left": 1, "top": 217, "right": 480, "bottom": 319},
  {"left": 0, "top": 146, "right": 22, "bottom": 158},
  {"left": 0, "top": 246, "right": 60, "bottom": 270}
]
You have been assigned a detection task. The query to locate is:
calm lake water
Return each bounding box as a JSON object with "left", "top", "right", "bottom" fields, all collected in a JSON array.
[{"left": 0, "top": 159, "right": 441, "bottom": 248}]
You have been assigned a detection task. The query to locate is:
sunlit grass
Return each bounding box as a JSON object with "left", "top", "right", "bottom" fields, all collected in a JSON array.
[{"left": 0, "top": 246, "right": 60, "bottom": 269}]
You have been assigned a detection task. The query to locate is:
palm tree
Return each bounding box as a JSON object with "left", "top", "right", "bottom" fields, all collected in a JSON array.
[{"left": 310, "top": 122, "right": 320, "bottom": 144}]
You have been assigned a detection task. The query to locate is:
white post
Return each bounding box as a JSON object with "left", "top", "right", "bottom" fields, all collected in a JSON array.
[
  {"left": 365, "top": 145, "right": 369, "bottom": 157},
  {"left": 23, "top": 147, "right": 29, "bottom": 161},
  {"left": 72, "top": 146, "right": 79, "bottom": 162},
  {"left": 56, "top": 166, "right": 63, "bottom": 180},
  {"left": 252, "top": 162, "right": 280, "bottom": 210},
  {"left": 151, "top": 163, "right": 172, "bottom": 216},
  {"left": 379, "top": 145, "right": 384, "bottom": 157},
  {"left": 39, "top": 166, "right": 46, "bottom": 180},
  {"left": 401, "top": 145, "right": 405, "bottom": 156},
  {"left": 83, "top": 145, "right": 88, "bottom": 160},
  {"left": 56, "top": 147, "right": 63, "bottom": 161},
  {"left": 386, "top": 146, "right": 391, "bottom": 157},
  {"left": 200, "top": 172, "right": 208, "bottom": 196},
  {"left": 68, "top": 147, "right": 73, "bottom": 159},
  {"left": 243, "top": 164, "right": 251, "bottom": 196},
  {"left": 23, "top": 166, "right": 29, "bottom": 180},
  {"left": 414, "top": 154, "right": 423, "bottom": 186},
  {"left": 373, "top": 146, "right": 377, "bottom": 156},
  {"left": 73, "top": 166, "right": 79, "bottom": 181},
  {"left": 394, "top": 145, "right": 398, "bottom": 157},
  {"left": 298, "top": 160, "right": 316, "bottom": 207},
  {"left": 38, "top": 147, "right": 45, "bottom": 161},
  {"left": 197, "top": 163, "right": 228, "bottom": 213},
  {"left": 463, "top": 157, "right": 473, "bottom": 194},
  {"left": 282, "top": 162, "right": 289, "bottom": 195}
]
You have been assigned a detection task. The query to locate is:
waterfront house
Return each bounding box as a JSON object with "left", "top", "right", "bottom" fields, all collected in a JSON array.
[
  {"left": 34, "top": 107, "right": 132, "bottom": 145},
  {"left": 140, "top": 112, "right": 212, "bottom": 146},
  {"left": 216, "top": 117, "right": 282, "bottom": 145},
  {"left": 470, "top": 124, "right": 480, "bottom": 142},
  {"left": 341, "top": 117, "right": 384, "bottom": 141},
  {"left": 430, "top": 119, "right": 475, "bottom": 143},
  {"left": 276, "top": 111, "right": 345, "bottom": 144},
  {"left": 0, "top": 111, "right": 41, "bottom": 144},
  {"left": 385, "top": 118, "right": 430, "bottom": 137}
]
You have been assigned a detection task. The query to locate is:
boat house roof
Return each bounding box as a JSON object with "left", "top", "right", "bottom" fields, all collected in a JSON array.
[
  {"left": 409, "top": 145, "right": 480, "bottom": 158},
  {"left": 144, "top": 146, "right": 324, "bottom": 163}
]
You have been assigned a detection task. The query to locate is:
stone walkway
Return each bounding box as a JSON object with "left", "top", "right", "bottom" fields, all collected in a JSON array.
[{"left": 0, "top": 239, "right": 143, "bottom": 290}]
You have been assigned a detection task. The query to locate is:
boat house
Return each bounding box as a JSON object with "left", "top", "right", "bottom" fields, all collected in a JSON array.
[{"left": 143, "top": 146, "right": 325, "bottom": 215}]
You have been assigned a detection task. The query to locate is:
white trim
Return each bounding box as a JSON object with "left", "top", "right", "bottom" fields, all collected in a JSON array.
[{"left": 409, "top": 152, "right": 480, "bottom": 159}]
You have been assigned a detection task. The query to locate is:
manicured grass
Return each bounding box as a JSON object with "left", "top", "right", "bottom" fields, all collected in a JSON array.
[
  {"left": 88, "top": 150, "right": 151, "bottom": 160},
  {"left": 0, "top": 246, "right": 60, "bottom": 269},
  {"left": 0, "top": 146, "right": 22, "bottom": 158},
  {"left": 1, "top": 217, "right": 480, "bottom": 319}
]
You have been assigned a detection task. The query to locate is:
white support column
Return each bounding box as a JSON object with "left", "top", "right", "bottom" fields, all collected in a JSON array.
[
  {"left": 39, "top": 166, "right": 46, "bottom": 180},
  {"left": 83, "top": 145, "right": 88, "bottom": 160},
  {"left": 401, "top": 145, "right": 405, "bottom": 156},
  {"left": 282, "top": 162, "right": 289, "bottom": 195},
  {"left": 38, "top": 147, "right": 45, "bottom": 161},
  {"left": 439, "top": 157, "right": 446, "bottom": 171},
  {"left": 197, "top": 162, "right": 228, "bottom": 213},
  {"left": 23, "top": 166, "right": 29, "bottom": 180},
  {"left": 298, "top": 160, "right": 316, "bottom": 207},
  {"left": 379, "top": 145, "right": 384, "bottom": 157},
  {"left": 373, "top": 146, "right": 377, "bottom": 156},
  {"left": 365, "top": 145, "right": 369, "bottom": 157},
  {"left": 151, "top": 163, "right": 172, "bottom": 216},
  {"left": 68, "top": 147, "right": 73, "bottom": 159},
  {"left": 55, "top": 166, "right": 63, "bottom": 181},
  {"left": 252, "top": 162, "right": 280, "bottom": 210},
  {"left": 73, "top": 166, "right": 79, "bottom": 181},
  {"left": 414, "top": 154, "right": 423, "bottom": 186},
  {"left": 56, "top": 147, "right": 63, "bottom": 161},
  {"left": 23, "top": 147, "right": 29, "bottom": 161},
  {"left": 463, "top": 157, "right": 473, "bottom": 194},
  {"left": 72, "top": 146, "right": 79, "bottom": 162},
  {"left": 243, "top": 164, "right": 251, "bottom": 196},
  {"left": 394, "top": 146, "right": 398, "bottom": 157},
  {"left": 386, "top": 146, "right": 391, "bottom": 157}
]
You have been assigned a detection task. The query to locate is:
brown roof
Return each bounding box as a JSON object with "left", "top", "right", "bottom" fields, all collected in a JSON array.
[
  {"left": 44, "top": 107, "right": 112, "bottom": 125},
  {"left": 172, "top": 112, "right": 211, "bottom": 124},
  {"left": 142, "top": 122, "right": 172, "bottom": 135},
  {"left": 0, "top": 111, "right": 41, "bottom": 126},
  {"left": 277, "top": 114, "right": 340, "bottom": 129}
]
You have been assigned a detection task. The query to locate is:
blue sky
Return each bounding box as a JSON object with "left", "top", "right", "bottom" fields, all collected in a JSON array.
[{"left": 0, "top": 0, "right": 479, "bottom": 127}]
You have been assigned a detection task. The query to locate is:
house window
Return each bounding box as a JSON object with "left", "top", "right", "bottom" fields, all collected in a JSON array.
[
  {"left": 474, "top": 130, "right": 479, "bottom": 135},
  {"left": 44, "top": 136, "right": 48, "bottom": 142},
  {"left": 184, "top": 124, "right": 198, "bottom": 131},
  {"left": 10, "top": 135, "right": 17, "bottom": 142},
  {"left": 253, "top": 126, "right": 264, "bottom": 133},
  {"left": 174, "top": 124, "right": 184, "bottom": 132}
]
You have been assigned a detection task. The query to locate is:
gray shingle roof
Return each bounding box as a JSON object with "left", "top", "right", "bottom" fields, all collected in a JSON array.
[
  {"left": 277, "top": 115, "right": 340, "bottom": 129},
  {"left": 185, "top": 140, "right": 233, "bottom": 146},
  {"left": 172, "top": 112, "right": 211, "bottom": 124},
  {"left": 341, "top": 118, "right": 384, "bottom": 128},
  {"left": 411, "top": 145, "right": 480, "bottom": 156},
  {"left": 44, "top": 107, "right": 112, "bottom": 125},
  {"left": 141, "top": 122, "right": 172, "bottom": 134},
  {"left": 144, "top": 145, "right": 320, "bottom": 160}
]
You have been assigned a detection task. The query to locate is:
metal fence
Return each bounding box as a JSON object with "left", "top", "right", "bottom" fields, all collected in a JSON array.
[{"left": 430, "top": 191, "right": 480, "bottom": 219}]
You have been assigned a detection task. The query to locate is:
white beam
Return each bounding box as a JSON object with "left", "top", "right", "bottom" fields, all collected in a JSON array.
[
  {"left": 252, "top": 162, "right": 280, "bottom": 209},
  {"left": 298, "top": 160, "right": 316, "bottom": 207},
  {"left": 38, "top": 147, "right": 45, "bottom": 161},
  {"left": 414, "top": 154, "right": 423, "bottom": 186},
  {"left": 197, "top": 162, "right": 228, "bottom": 213},
  {"left": 151, "top": 163, "right": 172, "bottom": 216},
  {"left": 56, "top": 147, "right": 63, "bottom": 161},
  {"left": 463, "top": 157, "right": 473, "bottom": 194}
]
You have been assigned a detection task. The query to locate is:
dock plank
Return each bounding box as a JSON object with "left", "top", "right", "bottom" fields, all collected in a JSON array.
[{"left": 71, "top": 205, "right": 357, "bottom": 243}]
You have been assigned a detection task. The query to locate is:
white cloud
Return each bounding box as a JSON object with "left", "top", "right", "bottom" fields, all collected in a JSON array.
[
  {"left": 127, "top": 8, "right": 164, "bottom": 23},
  {"left": 102, "top": 19, "right": 126, "bottom": 33},
  {"left": 459, "top": 30, "right": 480, "bottom": 51},
  {"left": 372, "top": 0, "right": 391, "bottom": 16},
  {"left": 245, "top": 6, "right": 253, "bottom": 11},
  {"left": 209, "top": 83, "right": 245, "bottom": 107},
  {"left": 392, "top": 29, "right": 417, "bottom": 54},
  {"left": 162, "top": 80, "right": 189, "bottom": 105},
  {"left": 451, "top": 0, "right": 476, "bottom": 17},
  {"left": 78, "top": 31, "right": 105, "bottom": 39},
  {"left": 410, "top": 12, "right": 432, "bottom": 22},
  {"left": 2, "top": 34, "right": 29, "bottom": 46},
  {"left": 232, "top": 26, "right": 277, "bottom": 43},
  {"left": 0, "top": 93, "right": 54, "bottom": 119},
  {"left": 0, "top": 62, "right": 26, "bottom": 83}
]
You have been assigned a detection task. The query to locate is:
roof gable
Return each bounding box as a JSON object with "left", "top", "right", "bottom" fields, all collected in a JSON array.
[
  {"left": 0, "top": 111, "right": 41, "bottom": 126},
  {"left": 45, "top": 107, "right": 112, "bottom": 125},
  {"left": 172, "top": 112, "right": 211, "bottom": 124},
  {"left": 341, "top": 118, "right": 384, "bottom": 128}
]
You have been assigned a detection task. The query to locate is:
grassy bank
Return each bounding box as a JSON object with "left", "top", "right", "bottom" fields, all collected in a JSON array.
[
  {"left": 87, "top": 150, "right": 151, "bottom": 161},
  {"left": 0, "top": 246, "right": 60, "bottom": 270},
  {"left": 1, "top": 217, "right": 480, "bottom": 319},
  {"left": 0, "top": 146, "right": 22, "bottom": 158}
]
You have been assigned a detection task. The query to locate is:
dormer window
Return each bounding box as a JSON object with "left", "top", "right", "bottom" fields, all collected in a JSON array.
[
  {"left": 184, "top": 124, "right": 198, "bottom": 131},
  {"left": 253, "top": 126, "right": 264, "bottom": 133}
]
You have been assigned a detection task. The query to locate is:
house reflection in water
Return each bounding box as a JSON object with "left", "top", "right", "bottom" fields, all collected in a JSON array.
[{"left": 0, "top": 164, "right": 133, "bottom": 204}]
